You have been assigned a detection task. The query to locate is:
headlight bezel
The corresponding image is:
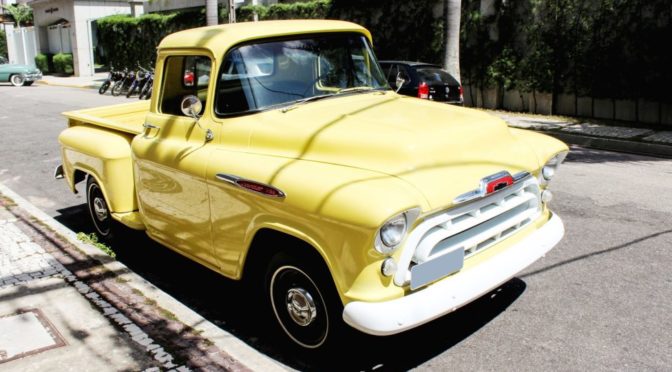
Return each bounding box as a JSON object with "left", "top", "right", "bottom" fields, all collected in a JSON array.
[
  {"left": 374, "top": 208, "right": 420, "bottom": 255},
  {"left": 539, "top": 151, "right": 568, "bottom": 186}
]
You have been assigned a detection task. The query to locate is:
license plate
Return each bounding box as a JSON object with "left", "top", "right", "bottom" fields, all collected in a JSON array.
[{"left": 410, "top": 247, "right": 464, "bottom": 290}]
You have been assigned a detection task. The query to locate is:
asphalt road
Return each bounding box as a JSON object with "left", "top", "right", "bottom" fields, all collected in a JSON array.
[{"left": 1, "top": 83, "right": 671, "bottom": 371}]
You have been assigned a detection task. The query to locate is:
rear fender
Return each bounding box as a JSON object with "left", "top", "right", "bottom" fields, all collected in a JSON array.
[{"left": 58, "top": 125, "right": 137, "bottom": 213}]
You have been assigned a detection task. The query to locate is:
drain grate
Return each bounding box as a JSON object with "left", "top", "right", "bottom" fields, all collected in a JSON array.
[{"left": 0, "top": 309, "right": 66, "bottom": 364}]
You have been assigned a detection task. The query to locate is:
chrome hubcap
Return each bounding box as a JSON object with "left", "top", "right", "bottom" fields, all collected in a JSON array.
[
  {"left": 286, "top": 288, "right": 317, "bottom": 326},
  {"left": 93, "top": 197, "right": 108, "bottom": 221}
]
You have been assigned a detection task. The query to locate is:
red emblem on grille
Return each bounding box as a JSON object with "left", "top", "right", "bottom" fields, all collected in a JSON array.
[{"left": 485, "top": 174, "right": 514, "bottom": 194}]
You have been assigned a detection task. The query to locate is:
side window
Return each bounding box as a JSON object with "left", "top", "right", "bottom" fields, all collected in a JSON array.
[{"left": 160, "top": 55, "right": 212, "bottom": 116}]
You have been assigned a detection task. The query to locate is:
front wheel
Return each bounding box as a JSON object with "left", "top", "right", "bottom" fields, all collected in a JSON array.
[
  {"left": 86, "top": 177, "right": 114, "bottom": 239},
  {"left": 99, "top": 81, "right": 111, "bottom": 94},
  {"left": 110, "top": 81, "right": 124, "bottom": 96},
  {"left": 265, "top": 251, "right": 343, "bottom": 350},
  {"left": 10, "top": 74, "right": 25, "bottom": 87}
]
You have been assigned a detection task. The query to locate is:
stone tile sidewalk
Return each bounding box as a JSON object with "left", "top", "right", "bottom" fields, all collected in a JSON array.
[{"left": 0, "top": 186, "right": 282, "bottom": 371}]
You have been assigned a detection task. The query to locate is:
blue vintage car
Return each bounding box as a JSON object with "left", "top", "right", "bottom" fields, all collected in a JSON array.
[{"left": 0, "top": 56, "right": 42, "bottom": 86}]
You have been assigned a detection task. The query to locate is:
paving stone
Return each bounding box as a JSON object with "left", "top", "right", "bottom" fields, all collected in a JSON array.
[
  {"left": 642, "top": 131, "right": 672, "bottom": 144},
  {"left": 561, "top": 123, "right": 653, "bottom": 139}
]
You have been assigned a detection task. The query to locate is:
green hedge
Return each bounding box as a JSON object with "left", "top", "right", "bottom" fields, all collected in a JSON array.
[
  {"left": 0, "top": 30, "right": 7, "bottom": 59},
  {"left": 97, "top": 10, "right": 205, "bottom": 70},
  {"left": 35, "top": 53, "right": 49, "bottom": 73},
  {"left": 53, "top": 53, "right": 73, "bottom": 74},
  {"left": 237, "top": 0, "right": 331, "bottom": 21}
]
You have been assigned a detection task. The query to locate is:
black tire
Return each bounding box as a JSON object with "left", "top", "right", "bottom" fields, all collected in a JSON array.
[
  {"left": 126, "top": 83, "right": 138, "bottom": 98},
  {"left": 10, "top": 74, "right": 25, "bottom": 87},
  {"left": 86, "top": 177, "right": 114, "bottom": 239},
  {"left": 138, "top": 83, "right": 149, "bottom": 100},
  {"left": 144, "top": 86, "right": 152, "bottom": 100},
  {"left": 23, "top": 81, "right": 34, "bottom": 86},
  {"left": 99, "top": 81, "right": 111, "bottom": 94},
  {"left": 111, "top": 81, "right": 124, "bottom": 96},
  {"left": 264, "top": 251, "right": 344, "bottom": 351}
]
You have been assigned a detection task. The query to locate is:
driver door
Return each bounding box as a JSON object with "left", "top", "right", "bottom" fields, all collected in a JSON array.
[{"left": 132, "top": 53, "right": 219, "bottom": 268}]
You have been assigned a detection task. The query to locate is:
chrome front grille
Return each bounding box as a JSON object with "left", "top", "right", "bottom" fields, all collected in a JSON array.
[{"left": 393, "top": 175, "right": 541, "bottom": 288}]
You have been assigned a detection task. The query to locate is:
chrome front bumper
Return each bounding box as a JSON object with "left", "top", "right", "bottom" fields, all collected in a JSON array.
[
  {"left": 25, "top": 73, "right": 42, "bottom": 82},
  {"left": 342, "top": 213, "right": 564, "bottom": 336}
]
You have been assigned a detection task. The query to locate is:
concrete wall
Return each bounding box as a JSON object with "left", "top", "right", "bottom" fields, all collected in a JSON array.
[{"left": 72, "top": 1, "right": 131, "bottom": 76}]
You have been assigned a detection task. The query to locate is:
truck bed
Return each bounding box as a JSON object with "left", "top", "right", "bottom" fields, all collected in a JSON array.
[{"left": 62, "top": 100, "right": 150, "bottom": 135}]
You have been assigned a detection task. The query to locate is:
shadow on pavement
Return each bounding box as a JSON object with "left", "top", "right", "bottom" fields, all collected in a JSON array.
[
  {"left": 54, "top": 205, "right": 527, "bottom": 371},
  {"left": 564, "top": 145, "right": 668, "bottom": 164}
]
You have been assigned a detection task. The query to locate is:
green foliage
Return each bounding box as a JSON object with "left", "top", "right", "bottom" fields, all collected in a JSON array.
[
  {"left": 53, "top": 53, "right": 73, "bottom": 75},
  {"left": 0, "top": 30, "right": 7, "bottom": 59},
  {"left": 1, "top": 4, "right": 33, "bottom": 27},
  {"left": 77, "top": 232, "right": 116, "bottom": 258},
  {"left": 461, "top": 0, "right": 672, "bottom": 103},
  {"left": 237, "top": 0, "right": 331, "bottom": 21},
  {"left": 96, "top": 10, "right": 204, "bottom": 70},
  {"left": 35, "top": 53, "right": 49, "bottom": 73}
]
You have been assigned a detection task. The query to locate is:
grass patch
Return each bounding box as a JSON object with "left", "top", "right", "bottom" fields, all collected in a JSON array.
[{"left": 76, "top": 232, "right": 116, "bottom": 258}]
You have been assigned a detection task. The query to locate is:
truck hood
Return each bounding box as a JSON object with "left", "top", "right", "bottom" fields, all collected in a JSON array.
[{"left": 245, "top": 92, "right": 543, "bottom": 210}]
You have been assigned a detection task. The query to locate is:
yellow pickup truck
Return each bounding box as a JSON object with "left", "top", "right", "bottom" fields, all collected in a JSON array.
[{"left": 56, "top": 20, "right": 568, "bottom": 350}]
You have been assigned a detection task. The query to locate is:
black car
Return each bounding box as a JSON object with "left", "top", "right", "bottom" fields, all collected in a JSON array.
[{"left": 379, "top": 61, "right": 463, "bottom": 105}]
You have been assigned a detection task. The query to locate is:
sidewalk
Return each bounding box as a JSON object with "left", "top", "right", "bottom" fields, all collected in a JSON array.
[
  {"left": 0, "top": 183, "right": 286, "bottom": 371},
  {"left": 491, "top": 111, "right": 672, "bottom": 158},
  {"left": 37, "top": 72, "right": 108, "bottom": 89}
]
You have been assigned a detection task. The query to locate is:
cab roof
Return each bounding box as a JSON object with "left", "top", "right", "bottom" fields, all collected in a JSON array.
[{"left": 158, "top": 20, "right": 372, "bottom": 57}]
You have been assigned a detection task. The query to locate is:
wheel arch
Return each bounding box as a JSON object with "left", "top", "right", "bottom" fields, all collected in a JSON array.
[{"left": 241, "top": 227, "right": 342, "bottom": 303}]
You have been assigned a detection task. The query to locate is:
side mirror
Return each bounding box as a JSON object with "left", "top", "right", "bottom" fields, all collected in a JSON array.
[
  {"left": 395, "top": 72, "right": 408, "bottom": 93},
  {"left": 181, "top": 95, "right": 203, "bottom": 119}
]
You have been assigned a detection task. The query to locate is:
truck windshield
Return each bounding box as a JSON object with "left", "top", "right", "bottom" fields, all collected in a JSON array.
[{"left": 215, "top": 33, "right": 389, "bottom": 115}]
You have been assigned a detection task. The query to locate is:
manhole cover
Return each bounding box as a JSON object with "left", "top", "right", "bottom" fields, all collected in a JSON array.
[{"left": 0, "top": 309, "right": 66, "bottom": 364}]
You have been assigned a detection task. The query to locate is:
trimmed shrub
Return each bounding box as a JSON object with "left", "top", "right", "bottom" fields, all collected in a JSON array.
[
  {"left": 35, "top": 53, "right": 49, "bottom": 73},
  {"left": 0, "top": 29, "right": 7, "bottom": 59},
  {"left": 53, "top": 53, "right": 74, "bottom": 74},
  {"left": 97, "top": 10, "right": 204, "bottom": 70}
]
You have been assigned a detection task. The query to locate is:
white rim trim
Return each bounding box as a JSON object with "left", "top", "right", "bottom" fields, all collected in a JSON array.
[{"left": 270, "top": 265, "right": 329, "bottom": 349}]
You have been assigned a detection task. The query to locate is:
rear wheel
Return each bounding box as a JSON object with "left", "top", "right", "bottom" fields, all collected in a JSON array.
[
  {"left": 10, "top": 74, "right": 25, "bottom": 87},
  {"left": 264, "top": 251, "right": 343, "bottom": 350},
  {"left": 86, "top": 177, "right": 113, "bottom": 239}
]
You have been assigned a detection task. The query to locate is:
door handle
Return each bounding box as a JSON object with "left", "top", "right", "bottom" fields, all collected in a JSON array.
[{"left": 143, "top": 122, "right": 158, "bottom": 130}]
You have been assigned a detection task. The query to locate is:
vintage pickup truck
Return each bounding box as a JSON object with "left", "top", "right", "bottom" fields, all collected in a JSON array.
[{"left": 56, "top": 20, "right": 568, "bottom": 350}]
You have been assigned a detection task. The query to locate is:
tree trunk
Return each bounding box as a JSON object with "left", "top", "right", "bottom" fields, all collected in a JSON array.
[
  {"left": 443, "top": 0, "right": 461, "bottom": 83},
  {"left": 206, "top": 0, "right": 218, "bottom": 26}
]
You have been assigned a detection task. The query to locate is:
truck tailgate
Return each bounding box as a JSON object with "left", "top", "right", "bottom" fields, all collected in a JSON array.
[{"left": 62, "top": 100, "right": 150, "bottom": 135}]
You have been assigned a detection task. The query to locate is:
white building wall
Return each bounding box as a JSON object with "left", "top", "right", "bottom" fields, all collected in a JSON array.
[{"left": 72, "top": 1, "right": 130, "bottom": 76}]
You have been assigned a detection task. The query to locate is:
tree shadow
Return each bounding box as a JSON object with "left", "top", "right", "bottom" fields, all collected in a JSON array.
[{"left": 563, "top": 145, "right": 670, "bottom": 164}]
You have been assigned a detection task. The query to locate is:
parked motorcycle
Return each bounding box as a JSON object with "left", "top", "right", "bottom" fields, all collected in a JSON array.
[
  {"left": 138, "top": 69, "right": 154, "bottom": 100},
  {"left": 111, "top": 69, "right": 134, "bottom": 97},
  {"left": 98, "top": 69, "right": 124, "bottom": 95}
]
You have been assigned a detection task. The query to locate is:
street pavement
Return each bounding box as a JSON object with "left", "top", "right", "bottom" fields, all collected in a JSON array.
[{"left": 1, "top": 82, "right": 671, "bottom": 370}]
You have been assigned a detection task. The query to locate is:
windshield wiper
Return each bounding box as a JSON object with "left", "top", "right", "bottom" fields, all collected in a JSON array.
[
  {"left": 280, "top": 87, "right": 387, "bottom": 113},
  {"left": 280, "top": 93, "right": 335, "bottom": 113}
]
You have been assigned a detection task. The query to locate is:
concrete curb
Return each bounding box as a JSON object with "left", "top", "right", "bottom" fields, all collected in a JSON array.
[
  {"left": 37, "top": 79, "right": 100, "bottom": 89},
  {"left": 0, "top": 182, "right": 288, "bottom": 372},
  {"left": 540, "top": 131, "right": 672, "bottom": 159}
]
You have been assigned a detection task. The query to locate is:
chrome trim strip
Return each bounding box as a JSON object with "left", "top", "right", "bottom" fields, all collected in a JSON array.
[
  {"left": 215, "top": 173, "right": 286, "bottom": 198},
  {"left": 453, "top": 171, "right": 530, "bottom": 205}
]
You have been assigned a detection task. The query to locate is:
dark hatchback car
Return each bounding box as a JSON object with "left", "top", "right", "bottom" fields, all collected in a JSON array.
[{"left": 379, "top": 61, "right": 463, "bottom": 105}]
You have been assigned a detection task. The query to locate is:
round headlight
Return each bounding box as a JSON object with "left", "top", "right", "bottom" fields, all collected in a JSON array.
[
  {"left": 542, "top": 165, "right": 555, "bottom": 180},
  {"left": 380, "top": 214, "right": 407, "bottom": 248}
]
